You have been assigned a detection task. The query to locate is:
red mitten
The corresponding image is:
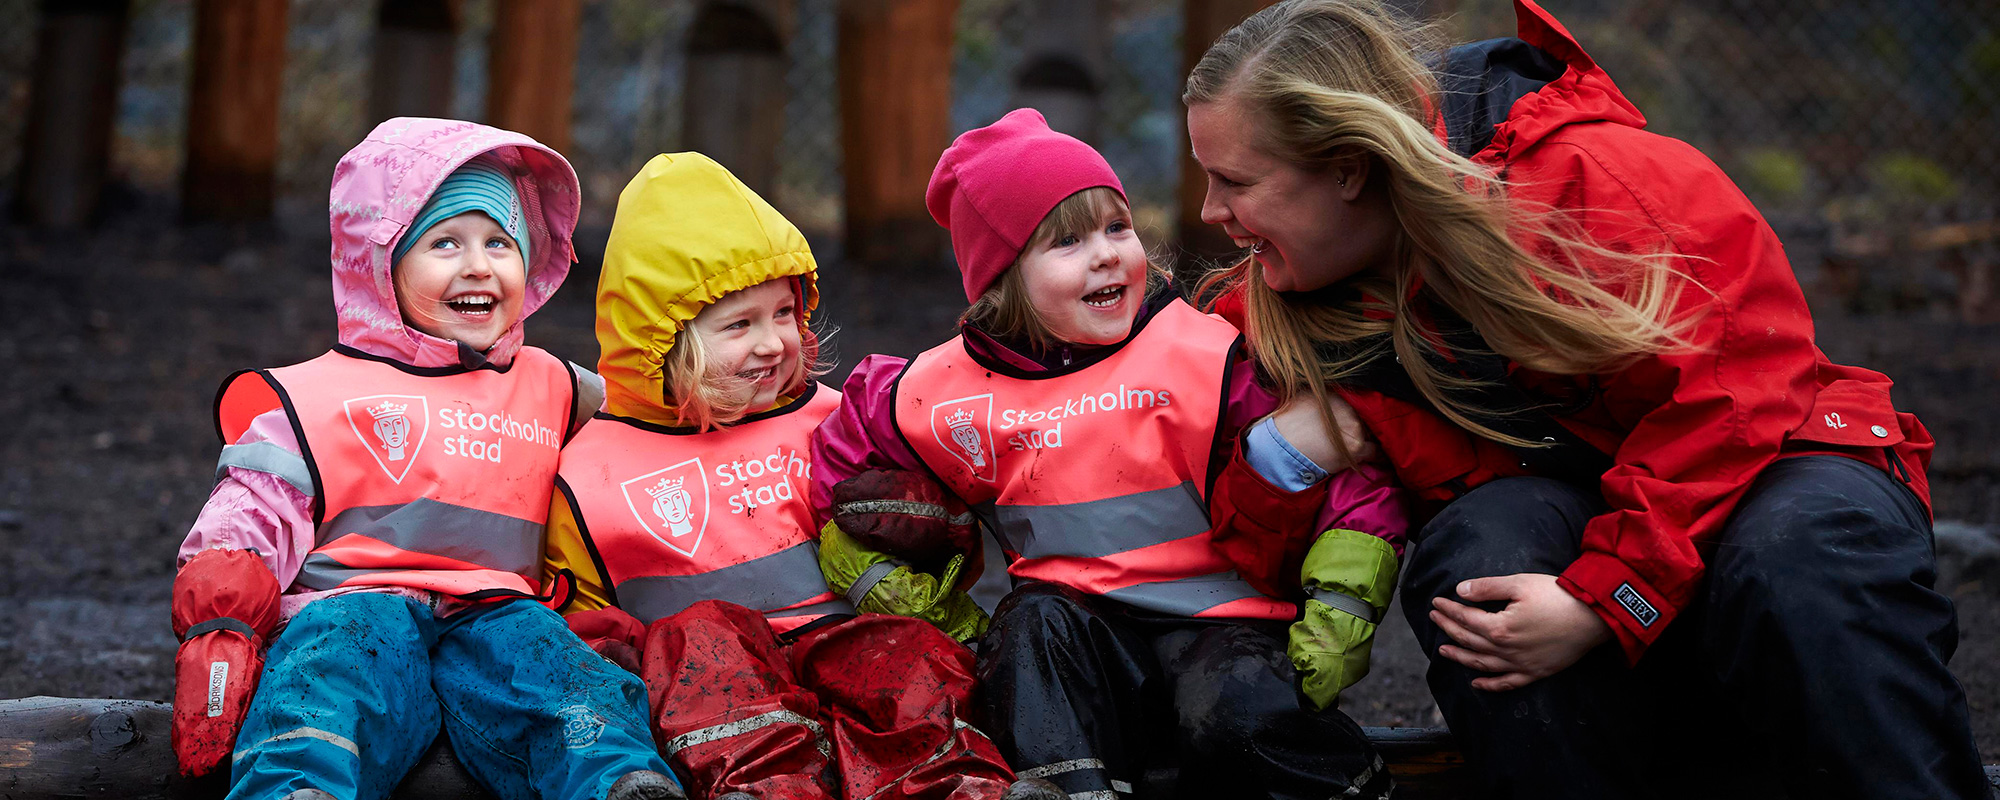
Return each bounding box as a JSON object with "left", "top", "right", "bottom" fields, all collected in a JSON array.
[
  {"left": 170, "top": 548, "right": 281, "bottom": 777},
  {"left": 831, "top": 469, "right": 976, "bottom": 564},
  {"left": 566, "top": 606, "right": 646, "bottom": 675}
]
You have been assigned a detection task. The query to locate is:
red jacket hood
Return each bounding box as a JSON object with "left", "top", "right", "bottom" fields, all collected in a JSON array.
[{"left": 1468, "top": 0, "right": 1648, "bottom": 163}]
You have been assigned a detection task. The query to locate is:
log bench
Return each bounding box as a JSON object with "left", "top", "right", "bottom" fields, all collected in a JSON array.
[{"left": 0, "top": 697, "right": 1991, "bottom": 799}]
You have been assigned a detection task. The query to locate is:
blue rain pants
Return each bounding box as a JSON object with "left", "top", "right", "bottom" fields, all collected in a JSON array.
[{"left": 228, "top": 592, "right": 671, "bottom": 800}]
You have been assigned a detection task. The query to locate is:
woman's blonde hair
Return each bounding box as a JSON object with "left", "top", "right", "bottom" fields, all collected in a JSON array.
[
  {"left": 1186, "top": 0, "right": 1695, "bottom": 447},
  {"left": 961, "top": 186, "right": 1170, "bottom": 349},
  {"left": 661, "top": 282, "right": 833, "bottom": 432}
]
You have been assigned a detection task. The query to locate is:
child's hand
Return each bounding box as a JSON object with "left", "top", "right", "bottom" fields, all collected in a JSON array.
[
  {"left": 1269, "top": 393, "right": 1376, "bottom": 473},
  {"left": 832, "top": 469, "right": 975, "bottom": 563}
]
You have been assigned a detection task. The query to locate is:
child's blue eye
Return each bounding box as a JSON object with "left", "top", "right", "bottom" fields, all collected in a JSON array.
[
  {"left": 430, "top": 237, "right": 458, "bottom": 250},
  {"left": 486, "top": 237, "right": 512, "bottom": 249},
  {"left": 724, "top": 320, "right": 749, "bottom": 331},
  {"left": 1055, "top": 234, "right": 1079, "bottom": 248},
  {"left": 1107, "top": 220, "right": 1129, "bottom": 234},
  {"left": 776, "top": 306, "right": 795, "bottom": 319}
]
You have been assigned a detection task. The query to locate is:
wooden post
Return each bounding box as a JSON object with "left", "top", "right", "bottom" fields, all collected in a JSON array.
[
  {"left": 14, "top": 0, "right": 129, "bottom": 229},
  {"left": 486, "top": 0, "right": 581, "bottom": 152},
  {"left": 684, "top": 1, "right": 789, "bottom": 200},
  {"left": 181, "top": 0, "right": 288, "bottom": 223},
  {"left": 1177, "top": 0, "right": 1275, "bottom": 261},
  {"left": 837, "top": 0, "right": 957, "bottom": 268},
  {"left": 371, "top": 0, "right": 461, "bottom": 125}
]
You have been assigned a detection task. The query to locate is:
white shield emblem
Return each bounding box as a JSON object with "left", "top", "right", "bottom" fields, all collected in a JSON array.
[
  {"left": 619, "top": 457, "right": 710, "bottom": 557},
  {"left": 930, "top": 393, "right": 996, "bottom": 483},
  {"left": 343, "top": 394, "right": 429, "bottom": 484}
]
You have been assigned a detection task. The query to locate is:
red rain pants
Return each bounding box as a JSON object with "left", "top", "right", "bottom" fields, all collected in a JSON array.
[{"left": 643, "top": 600, "right": 1012, "bottom": 800}]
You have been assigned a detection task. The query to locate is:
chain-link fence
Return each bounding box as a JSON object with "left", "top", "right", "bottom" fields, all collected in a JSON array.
[{"left": 1, "top": 0, "right": 1993, "bottom": 308}]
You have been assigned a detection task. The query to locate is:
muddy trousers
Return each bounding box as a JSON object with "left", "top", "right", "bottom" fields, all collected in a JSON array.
[
  {"left": 643, "top": 600, "right": 1013, "bottom": 800},
  {"left": 1402, "top": 456, "right": 1990, "bottom": 800},
  {"left": 229, "top": 593, "right": 670, "bottom": 800},
  {"left": 976, "top": 582, "right": 1391, "bottom": 800}
]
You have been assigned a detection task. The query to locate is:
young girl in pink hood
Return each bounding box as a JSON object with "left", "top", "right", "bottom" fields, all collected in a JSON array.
[
  {"left": 170, "top": 118, "right": 682, "bottom": 800},
  {"left": 811, "top": 108, "right": 1405, "bottom": 800}
]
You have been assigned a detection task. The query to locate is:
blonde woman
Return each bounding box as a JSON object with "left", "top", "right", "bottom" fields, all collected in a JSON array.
[{"left": 1184, "top": 1, "right": 1985, "bottom": 798}]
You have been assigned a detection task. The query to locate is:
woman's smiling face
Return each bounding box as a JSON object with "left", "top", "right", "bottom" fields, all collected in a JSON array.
[{"left": 1187, "top": 98, "right": 1395, "bottom": 292}]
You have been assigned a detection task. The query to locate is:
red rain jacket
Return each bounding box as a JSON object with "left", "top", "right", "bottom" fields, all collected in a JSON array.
[{"left": 1214, "top": 0, "right": 1932, "bottom": 663}]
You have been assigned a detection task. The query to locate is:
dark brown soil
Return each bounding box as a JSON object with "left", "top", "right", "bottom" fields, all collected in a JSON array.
[{"left": 1, "top": 214, "right": 1992, "bottom": 763}]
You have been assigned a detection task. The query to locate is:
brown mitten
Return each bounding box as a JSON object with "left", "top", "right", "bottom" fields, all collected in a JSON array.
[{"left": 831, "top": 469, "right": 976, "bottom": 564}]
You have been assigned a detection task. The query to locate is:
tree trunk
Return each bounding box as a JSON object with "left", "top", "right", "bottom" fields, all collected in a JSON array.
[
  {"left": 181, "top": 0, "right": 288, "bottom": 223},
  {"left": 14, "top": 0, "right": 129, "bottom": 229},
  {"left": 370, "top": 0, "right": 462, "bottom": 125},
  {"left": 485, "top": 0, "right": 581, "bottom": 152},
  {"left": 836, "top": 0, "right": 957, "bottom": 269}
]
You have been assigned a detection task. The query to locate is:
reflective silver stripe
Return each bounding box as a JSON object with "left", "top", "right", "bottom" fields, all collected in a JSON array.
[
  {"left": 315, "top": 498, "right": 542, "bottom": 572},
  {"left": 1069, "top": 792, "right": 1119, "bottom": 800},
  {"left": 856, "top": 719, "right": 978, "bottom": 800},
  {"left": 1018, "top": 758, "right": 1106, "bottom": 780},
  {"left": 663, "top": 710, "right": 829, "bottom": 759},
  {"left": 233, "top": 726, "right": 360, "bottom": 761},
  {"left": 1110, "top": 780, "right": 1134, "bottom": 794},
  {"left": 216, "top": 442, "right": 315, "bottom": 496},
  {"left": 1341, "top": 754, "right": 1387, "bottom": 798},
  {"left": 1101, "top": 570, "right": 1266, "bottom": 617},
  {"left": 836, "top": 499, "right": 975, "bottom": 526},
  {"left": 769, "top": 598, "right": 858, "bottom": 621},
  {"left": 294, "top": 551, "right": 526, "bottom": 592},
  {"left": 1306, "top": 585, "right": 1381, "bottom": 624},
  {"left": 845, "top": 560, "right": 903, "bottom": 607},
  {"left": 991, "top": 482, "right": 1210, "bottom": 560},
  {"left": 619, "top": 541, "right": 842, "bottom": 624}
]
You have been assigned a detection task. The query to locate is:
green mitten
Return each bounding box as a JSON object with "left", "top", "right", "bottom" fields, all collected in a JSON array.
[
  {"left": 818, "top": 521, "right": 990, "bottom": 641},
  {"left": 1289, "top": 528, "right": 1399, "bottom": 710}
]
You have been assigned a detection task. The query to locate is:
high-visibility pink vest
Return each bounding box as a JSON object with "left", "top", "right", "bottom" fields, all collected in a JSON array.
[
  {"left": 893, "top": 299, "right": 1292, "bottom": 620},
  {"left": 215, "top": 345, "right": 574, "bottom": 600},
  {"left": 556, "top": 384, "right": 853, "bottom": 632}
]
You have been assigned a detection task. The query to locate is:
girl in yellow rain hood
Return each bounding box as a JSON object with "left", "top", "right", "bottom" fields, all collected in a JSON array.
[{"left": 545, "top": 153, "right": 1038, "bottom": 800}]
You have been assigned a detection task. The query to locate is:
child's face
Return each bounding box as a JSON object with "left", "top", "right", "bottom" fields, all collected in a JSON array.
[
  {"left": 393, "top": 211, "right": 527, "bottom": 352},
  {"left": 1017, "top": 205, "right": 1149, "bottom": 346},
  {"left": 687, "top": 279, "right": 802, "bottom": 412}
]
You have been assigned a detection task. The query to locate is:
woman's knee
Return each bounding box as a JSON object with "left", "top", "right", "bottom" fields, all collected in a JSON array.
[
  {"left": 1706, "top": 457, "right": 1936, "bottom": 619},
  {"left": 1403, "top": 478, "right": 1597, "bottom": 600}
]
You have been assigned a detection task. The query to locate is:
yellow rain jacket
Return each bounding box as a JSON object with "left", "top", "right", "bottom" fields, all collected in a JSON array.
[{"left": 543, "top": 153, "right": 821, "bottom": 611}]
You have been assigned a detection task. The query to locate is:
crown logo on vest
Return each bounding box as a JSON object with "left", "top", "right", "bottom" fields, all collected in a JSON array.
[
  {"left": 368, "top": 401, "right": 411, "bottom": 460},
  {"left": 343, "top": 394, "right": 429, "bottom": 484},
  {"left": 929, "top": 394, "right": 996, "bottom": 483},
  {"left": 645, "top": 477, "right": 695, "bottom": 537},
  {"left": 621, "top": 457, "right": 710, "bottom": 557}
]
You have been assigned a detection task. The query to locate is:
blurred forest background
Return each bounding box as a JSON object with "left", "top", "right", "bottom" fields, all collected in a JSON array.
[{"left": 0, "top": 0, "right": 1996, "bottom": 761}]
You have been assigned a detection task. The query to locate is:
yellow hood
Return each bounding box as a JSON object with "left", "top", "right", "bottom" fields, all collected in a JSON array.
[{"left": 595, "top": 152, "right": 819, "bottom": 424}]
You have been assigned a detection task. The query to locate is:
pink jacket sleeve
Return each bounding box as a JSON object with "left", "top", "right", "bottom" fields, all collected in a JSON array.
[
  {"left": 176, "top": 409, "right": 317, "bottom": 589},
  {"left": 810, "top": 354, "right": 930, "bottom": 525},
  {"left": 1212, "top": 364, "right": 1410, "bottom": 597}
]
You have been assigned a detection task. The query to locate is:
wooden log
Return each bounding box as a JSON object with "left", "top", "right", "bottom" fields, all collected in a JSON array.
[
  {"left": 836, "top": 0, "right": 957, "bottom": 268},
  {"left": 0, "top": 697, "right": 489, "bottom": 800},
  {"left": 181, "top": 0, "right": 288, "bottom": 223},
  {"left": 485, "top": 0, "right": 581, "bottom": 153},
  {"left": 370, "top": 0, "right": 462, "bottom": 125},
  {"left": 1176, "top": 0, "right": 1276, "bottom": 262},
  {"left": 14, "top": 0, "right": 129, "bottom": 229}
]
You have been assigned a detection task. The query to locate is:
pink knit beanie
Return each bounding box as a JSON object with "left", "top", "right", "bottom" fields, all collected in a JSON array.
[{"left": 925, "top": 108, "right": 1127, "bottom": 302}]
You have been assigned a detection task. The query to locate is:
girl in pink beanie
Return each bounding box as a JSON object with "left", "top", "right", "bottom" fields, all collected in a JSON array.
[{"left": 809, "top": 108, "right": 1408, "bottom": 799}]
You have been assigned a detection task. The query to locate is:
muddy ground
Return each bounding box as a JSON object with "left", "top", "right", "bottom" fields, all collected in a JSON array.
[{"left": 0, "top": 212, "right": 1994, "bottom": 762}]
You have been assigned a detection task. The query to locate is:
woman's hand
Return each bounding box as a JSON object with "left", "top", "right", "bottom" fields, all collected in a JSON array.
[
  {"left": 1428, "top": 573, "right": 1612, "bottom": 691},
  {"left": 1269, "top": 392, "right": 1376, "bottom": 473}
]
